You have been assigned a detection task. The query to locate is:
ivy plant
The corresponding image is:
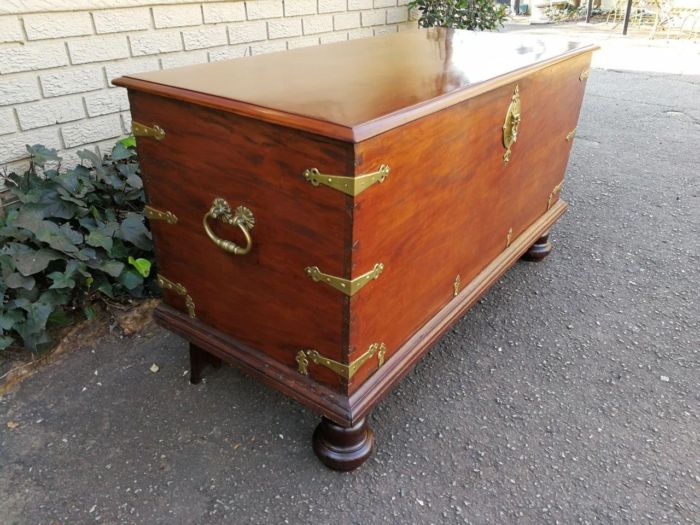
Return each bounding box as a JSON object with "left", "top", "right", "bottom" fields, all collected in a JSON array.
[
  {"left": 0, "top": 142, "right": 156, "bottom": 353},
  {"left": 409, "top": 0, "right": 507, "bottom": 31}
]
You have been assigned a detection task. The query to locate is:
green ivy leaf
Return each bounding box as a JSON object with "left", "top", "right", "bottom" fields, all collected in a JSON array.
[
  {"left": 98, "top": 260, "right": 124, "bottom": 278},
  {"left": 0, "top": 310, "right": 25, "bottom": 331},
  {"left": 128, "top": 256, "right": 151, "bottom": 278},
  {"left": 47, "top": 271, "right": 76, "bottom": 289},
  {"left": 118, "top": 269, "right": 143, "bottom": 290},
  {"left": 118, "top": 135, "right": 137, "bottom": 149},
  {"left": 84, "top": 305, "right": 96, "bottom": 320},
  {"left": 27, "top": 144, "right": 61, "bottom": 167},
  {"left": 86, "top": 229, "right": 113, "bottom": 252},
  {"left": 6, "top": 272, "right": 36, "bottom": 290},
  {"left": 119, "top": 213, "right": 152, "bottom": 251},
  {"left": 12, "top": 247, "right": 63, "bottom": 276}
]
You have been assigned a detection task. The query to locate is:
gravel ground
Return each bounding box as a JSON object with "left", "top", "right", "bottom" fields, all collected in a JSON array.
[{"left": 1, "top": 69, "right": 699, "bottom": 525}]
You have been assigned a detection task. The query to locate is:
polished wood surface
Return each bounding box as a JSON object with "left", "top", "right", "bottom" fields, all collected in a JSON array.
[
  {"left": 347, "top": 52, "right": 591, "bottom": 392},
  {"left": 114, "top": 28, "right": 597, "bottom": 142}
]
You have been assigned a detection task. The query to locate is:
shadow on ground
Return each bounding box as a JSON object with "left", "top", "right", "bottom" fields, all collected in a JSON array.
[{"left": 1, "top": 68, "right": 698, "bottom": 524}]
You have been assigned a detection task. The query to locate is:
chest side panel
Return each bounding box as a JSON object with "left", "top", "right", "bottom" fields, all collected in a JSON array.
[
  {"left": 347, "top": 53, "right": 592, "bottom": 392},
  {"left": 129, "top": 92, "right": 353, "bottom": 389}
]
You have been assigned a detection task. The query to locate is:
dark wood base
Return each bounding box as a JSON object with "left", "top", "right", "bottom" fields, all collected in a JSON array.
[
  {"left": 312, "top": 416, "right": 374, "bottom": 471},
  {"left": 189, "top": 343, "right": 222, "bottom": 384},
  {"left": 521, "top": 232, "right": 552, "bottom": 262}
]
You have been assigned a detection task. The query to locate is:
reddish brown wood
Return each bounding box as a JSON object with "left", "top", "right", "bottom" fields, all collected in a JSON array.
[
  {"left": 313, "top": 417, "right": 374, "bottom": 471},
  {"left": 113, "top": 28, "right": 597, "bottom": 142},
  {"left": 522, "top": 232, "right": 553, "bottom": 261},
  {"left": 115, "top": 29, "right": 596, "bottom": 465}
]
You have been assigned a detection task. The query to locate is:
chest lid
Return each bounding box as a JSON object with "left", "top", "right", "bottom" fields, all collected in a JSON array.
[{"left": 113, "top": 28, "right": 596, "bottom": 143}]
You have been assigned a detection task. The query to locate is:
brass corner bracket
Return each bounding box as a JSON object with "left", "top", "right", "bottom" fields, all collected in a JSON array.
[
  {"left": 453, "top": 274, "right": 461, "bottom": 297},
  {"left": 305, "top": 263, "right": 384, "bottom": 296},
  {"left": 157, "top": 274, "right": 195, "bottom": 318},
  {"left": 296, "top": 343, "right": 386, "bottom": 380},
  {"left": 506, "top": 227, "right": 513, "bottom": 248},
  {"left": 144, "top": 205, "right": 178, "bottom": 224},
  {"left": 566, "top": 128, "right": 577, "bottom": 142},
  {"left": 303, "top": 165, "right": 390, "bottom": 197},
  {"left": 132, "top": 122, "right": 166, "bottom": 141},
  {"left": 503, "top": 84, "right": 521, "bottom": 164},
  {"left": 580, "top": 68, "right": 590, "bottom": 81},
  {"left": 547, "top": 181, "right": 564, "bottom": 210}
]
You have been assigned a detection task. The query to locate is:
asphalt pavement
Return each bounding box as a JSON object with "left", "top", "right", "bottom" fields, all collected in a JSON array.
[{"left": 1, "top": 66, "right": 699, "bottom": 524}]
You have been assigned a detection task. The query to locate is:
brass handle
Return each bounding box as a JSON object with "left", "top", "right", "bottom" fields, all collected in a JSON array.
[
  {"left": 502, "top": 84, "right": 521, "bottom": 164},
  {"left": 202, "top": 197, "right": 255, "bottom": 255}
]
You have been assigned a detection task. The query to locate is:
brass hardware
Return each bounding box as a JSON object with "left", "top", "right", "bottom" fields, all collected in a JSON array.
[
  {"left": 203, "top": 198, "right": 255, "bottom": 255},
  {"left": 580, "top": 68, "right": 590, "bottom": 81},
  {"left": 144, "top": 205, "right": 178, "bottom": 224},
  {"left": 566, "top": 128, "right": 577, "bottom": 142},
  {"left": 303, "top": 165, "right": 390, "bottom": 197},
  {"left": 502, "top": 85, "right": 521, "bottom": 164},
  {"left": 506, "top": 227, "right": 513, "bottom": 248},
  {"left": 296, "top": 343, "right": 386, "bottom": 380},
  {"left": 132, "top": 121, "right": 166, "bottom": 140},
  {"left": 305, "top": 263, "right": 383, "bottom": 296},
  {"left": 453, "top": 274, "right": 461, "bottom": 297},
  {"left": 157, "top": 274, "right": 195, "bottom": 318},
  {"left": 547, "top": 181, "right": 564, "bottom": 210}
]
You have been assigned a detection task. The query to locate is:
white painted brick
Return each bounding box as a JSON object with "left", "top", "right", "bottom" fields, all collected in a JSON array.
[
  {"left": 0, "top": 42, "right": 69, "bottom": 74},
  {"left": 374, "top": 25, "right": 397, "bottom": 35},
  {"left": 284, "top": 0, "right": 317, "bottom": 16},
  {"left": 23, "top": 12, "right": 93, "bottom": 40},
  {"left": 250, "top": 40, "right": 287, "bottom": 55},
  {"left": 16, "top": 97, "right": 85, "bottom": 130},
  {"left": 203, "top": 3, "right": 246, "bottom": 23},
  {"left": 68, "top": 35, "right": 130, "bottom": 64},
  {"left": 160, "top": 51, "right": 208, "bottom": 69},
  {"left": 0, "top": 76, "right": 41, "bottom": 106},
  {"left": 153, "top": 5, "right": 202, "bottom": 29},
  {"left": 287, "top": 35, "right": 320, "bottom": 49},
  {"left": 92, "top": 8, "right": 151, "bottom": 34},
  {"left": 0, "top": 108, "right": 17, "bottom": 136},
  {"left": 361, "top": 9, "right": 386, "bottom": 26},
  {"left": 183, "top": 26, "right": 228, "bottom": 50},
  {"left": 320, "top": 32, "right": 348, "bottom": 44},
  {"left": 397, "top": 0, "right": 410, "bottom": 5},
  {"left": 303, "top": 15, "right": 333, "bottom": 35},
  {"left": 348, "top": 0, "right": 373, "bottom": 10},
  {"left": 209, "top": 45, "right": 250, "bottom": 62},
  {"left": 0, "top": 126, "right": 62, "bottom": 163},
  {"left": 319, "top": 0, "right": 347, "bottom": 13},
  {"left": 374, "top": 0, "right": 396, "bottom": 7},
  {"left": 62, "top": 114, "right": 122, "bottom": 148},
  {"left": 105, "top": 58, "right": 161, "bottom": 85},
  {"left": 130, "top": 31, "right": 183, "bottom": 56},
  {"left": 334, "top": 12, "right": 361, "bottom": 30},
  {"left": 246, "top": 0, "right": 284, "bottom": 20},
  {"left": 386, "top": 6, "right": 408, "bottom": 23},
  {"left": 268, "top": 18, "right": 302, "bottom": 39},
  {"left": 84, "top": 89, "right": 130, "bottom": 117},
  {"left": 0, "top": 16, "right": 23, "bottom": 43},
  {"left": 120, "top": 111, "right": 132, "bottom": 135},
  {"left": 228, "top": 21, "right": 268, "bottom": 44},
  {"left": 40, "top": 67, "right": 105, "bottom": 97},
  {"left": 348, "top": 27, "right": 373, "bottom": 39},
  {"left": 398, "top": 20, "right": 417, "bottom": 30}
]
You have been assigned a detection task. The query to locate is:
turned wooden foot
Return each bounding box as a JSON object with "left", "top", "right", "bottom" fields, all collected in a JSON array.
[
  {"left": 189, "top": 343, "right": 222, "bottom": 384},
  {"left": 312, "top": 417, "right": 374, "bottom": 471},
  {"left": 521, "top": 232, "right": 553, "bottom": 262}
]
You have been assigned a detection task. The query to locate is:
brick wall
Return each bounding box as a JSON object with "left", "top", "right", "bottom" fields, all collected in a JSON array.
[{"left": 0, "top": 0, "right": 413, "bottom": 177}]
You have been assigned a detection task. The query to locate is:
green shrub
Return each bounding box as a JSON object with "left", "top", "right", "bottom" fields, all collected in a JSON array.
[
  {"left": 409, "top": 0, "right": 507, "bottom": 31},
  {"left": 0, "top": 141, "right": 156, "bottom": 353}
]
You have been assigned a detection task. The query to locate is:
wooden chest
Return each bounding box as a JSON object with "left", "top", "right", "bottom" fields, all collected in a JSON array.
[{"left": 114, "top": 28, "right": 596, "bottom": 470}]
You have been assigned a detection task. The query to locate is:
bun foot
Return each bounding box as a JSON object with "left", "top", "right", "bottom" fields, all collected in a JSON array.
[
  {"left": 189, "top": 343, "right": 222, "bottom": 384},
  {"left": 313, "top": 417, "right": 374, "bottom": 471},
  {"left": 522, "top": 232, "right": 552, "bottom": 262}
]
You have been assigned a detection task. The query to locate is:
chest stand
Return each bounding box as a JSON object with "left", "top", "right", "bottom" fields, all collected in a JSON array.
[
  {"left": 189, "top": 343, "right": 222, "bottom": 384},
  {"left": 313, "top": 416, "right": 375, "bottom": 471},
  {"left": 521, "top": 230, "right": 553, "bottom": 262}
]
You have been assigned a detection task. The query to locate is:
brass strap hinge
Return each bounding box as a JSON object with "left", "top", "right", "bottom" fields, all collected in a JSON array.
[
  {"left": 305, "top": 263, "right": 384, "bottom": 296},
  {"left": 303, "top": 165, "right": 390, "bottom": 196},
  {"left": 547, "top": 181, "right": 564, "bottom": 210},
  {"left": 132, "top": 121, "right": 166, "bottom": 141},
  {"left": 157, "top": 274, "right": 195, "bottom": 318},
  {"left": 296, "top": 343, "right": 386, "bottom": 380},
  {"left": 503, "top": 84, "right": 521, "bottom": 164},
  {"left": 566, "top": 127, "right": 577, "bottom": 142},
  {"left": 144, "top": 205, "right": 178, "bottom": 224}
]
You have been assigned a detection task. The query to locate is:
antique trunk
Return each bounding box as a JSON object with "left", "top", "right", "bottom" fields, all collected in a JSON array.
[{"left": 114, "top": 28, "right": 597, "bottom": 470}]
